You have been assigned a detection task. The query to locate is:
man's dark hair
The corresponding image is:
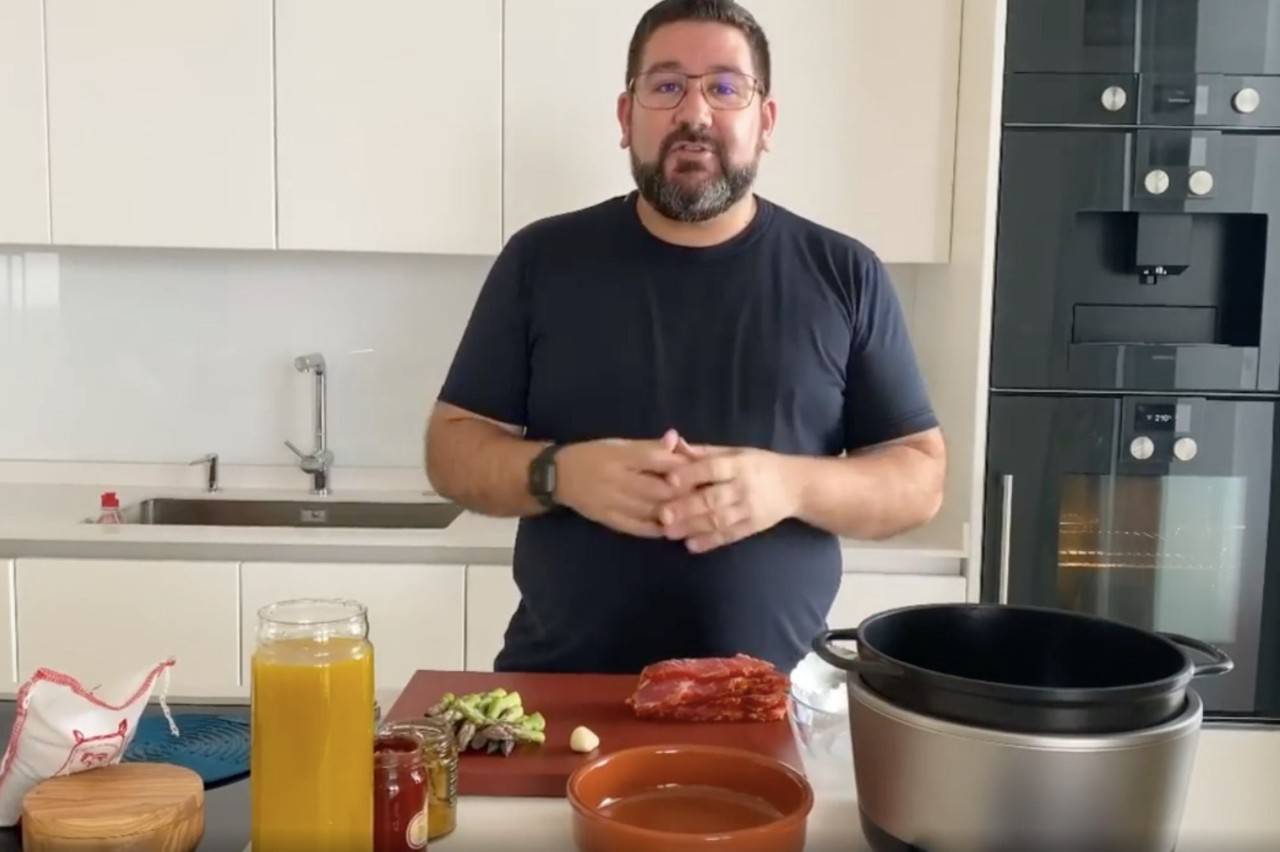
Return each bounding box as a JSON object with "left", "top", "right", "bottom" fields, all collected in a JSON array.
[{"left": 626, "top": 0, "right": 771, "bottom": 95}]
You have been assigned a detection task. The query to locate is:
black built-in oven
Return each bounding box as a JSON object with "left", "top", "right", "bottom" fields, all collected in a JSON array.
[
  {"left": 983, "top": 395, "right": 1280, "bottom": 721},
  {"left": 987, "top": 0, "right": 1280, "bottom": 723}
]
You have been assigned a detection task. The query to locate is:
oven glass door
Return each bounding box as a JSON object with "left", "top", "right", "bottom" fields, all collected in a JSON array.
[{"left": 984, "top": 394, "right": 1280, "bottom": 720}]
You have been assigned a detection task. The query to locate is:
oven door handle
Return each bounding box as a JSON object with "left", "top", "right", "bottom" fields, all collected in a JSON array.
[{"left": 998, "top": 473, "right": 1014, "bottom": 605}]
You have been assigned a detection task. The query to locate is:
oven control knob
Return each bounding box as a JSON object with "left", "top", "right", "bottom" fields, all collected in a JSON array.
[
  {"left": 1144, "top": 169, "right": 1171, "bottom": 196},
  {"left": 1101, "top": 86, "right": 1128, "bottom": 112},
  {"left": 1233, "top": 87, "right": 1261, "bottom": 114},
  {"left": 1130, "top": 436, "right": 1155, "bottom": 461},
  {"left": 1188, "top": 170, "right": 1215, "bottom": 196},
  {"left": 1173, "top": 437, "right": 1199, "bottom": 462}
]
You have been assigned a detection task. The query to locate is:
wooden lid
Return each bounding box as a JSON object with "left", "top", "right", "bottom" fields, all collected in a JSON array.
[{"left": 22, "top": 763, "right": 204, "bottom": 843}]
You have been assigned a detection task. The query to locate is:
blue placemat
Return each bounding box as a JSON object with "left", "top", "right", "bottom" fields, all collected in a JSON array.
[{"left": 124, "top": 713, "right": 250, "bottom": 788}]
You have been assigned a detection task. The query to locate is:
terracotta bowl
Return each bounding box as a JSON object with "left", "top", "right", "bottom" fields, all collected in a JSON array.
[{"left": 567, "top": 744, "right": 813, "bottom": 852}]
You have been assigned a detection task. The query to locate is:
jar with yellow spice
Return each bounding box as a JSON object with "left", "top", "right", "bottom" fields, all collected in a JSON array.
[{"left": 381, "top": 718, "right": 458, "bottom": 840}]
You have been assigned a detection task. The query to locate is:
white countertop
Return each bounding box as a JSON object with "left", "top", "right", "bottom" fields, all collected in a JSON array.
[
  {"left": 0, "top": 475, "right": 968, "bottom": 566},
  {"left": 434, "top": 726, "right": 1280, "bottom": 852},
  {"left": 0, "top": 482, "right": 523, "bottom": 563}
]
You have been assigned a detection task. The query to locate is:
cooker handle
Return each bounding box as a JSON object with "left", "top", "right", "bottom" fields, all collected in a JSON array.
[
  {"left": 1160, "top": 632, "right": 1235, "bottom": 678},
  {"left": 812, "top": 628, "right": 902, "bottom": 678}
]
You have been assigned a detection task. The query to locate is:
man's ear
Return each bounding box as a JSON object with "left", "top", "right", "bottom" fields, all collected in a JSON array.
[
  {"left": 759, "top": 97, "right": 778, "bottom": 152},
  {"left": 617, "top": 92, "right": 633, "bottom": 149}
]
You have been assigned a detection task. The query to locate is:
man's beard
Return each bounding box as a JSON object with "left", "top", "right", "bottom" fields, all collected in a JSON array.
[{"left": 630, "top": 126, "right": 758, "bottom": 223}]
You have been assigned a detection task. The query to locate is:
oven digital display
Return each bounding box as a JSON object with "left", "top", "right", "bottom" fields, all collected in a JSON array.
[{"left": 1135, "top": 403, "right": 1179, "bottom": 431}]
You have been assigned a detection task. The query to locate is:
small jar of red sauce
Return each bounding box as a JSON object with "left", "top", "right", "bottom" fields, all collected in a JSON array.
[{"left": 374, "top": 732, "right": 429, "bottom": 851}]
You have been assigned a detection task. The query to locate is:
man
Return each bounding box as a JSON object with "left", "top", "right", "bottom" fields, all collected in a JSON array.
[{"left": 426, "top": 0, "right": 945, "bottom": 674}]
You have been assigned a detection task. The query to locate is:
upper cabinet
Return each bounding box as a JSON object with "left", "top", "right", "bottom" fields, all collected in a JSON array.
[
  {"left": 275, "top": 0, "right": 502, "bottom": 255},
  {"left": 0, "top": 0, "right": 50, "bottom": 244},
  {"left": 503, "top": 0, "right": 960, "bottom": 263},
  {"left": 503, "top": 0, "right": 652, "bottom": 241},
  {"left": 8, "top": 1, "right": 960, "bottom": 258},
  {"left": 44, "top": 0, "right": 274, "bottom": 249},
  {"left": 748, "top": 0, "right": 960, "bottom": 263}
]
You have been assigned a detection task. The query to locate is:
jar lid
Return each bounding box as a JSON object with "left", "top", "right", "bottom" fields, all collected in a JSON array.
[{"left": 383, "top": 719, "right": 457, "bottom": 756}]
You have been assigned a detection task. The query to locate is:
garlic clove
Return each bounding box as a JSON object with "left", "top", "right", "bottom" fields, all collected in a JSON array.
[{"left": 570, "top": 725, "right": 600, "bottom": 753}]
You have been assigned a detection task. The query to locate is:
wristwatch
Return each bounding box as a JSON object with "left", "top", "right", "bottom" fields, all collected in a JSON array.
[{"left": 528, "top": 444, "right": 564, "bottom": 508}]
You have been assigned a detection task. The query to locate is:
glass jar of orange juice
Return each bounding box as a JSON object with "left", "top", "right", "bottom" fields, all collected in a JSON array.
[{"left": 251, "top": 599, "right": 375, "bottom": 851}]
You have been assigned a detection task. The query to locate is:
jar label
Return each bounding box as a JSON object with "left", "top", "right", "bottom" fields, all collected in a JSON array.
[{"left": 407, "top": 810, "right": 428, "bottom": 850}]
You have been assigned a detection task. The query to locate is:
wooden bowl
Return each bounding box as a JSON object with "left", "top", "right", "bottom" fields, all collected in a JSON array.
[{"left": 567, "top": 744, "right": 812, "bottom": 852}]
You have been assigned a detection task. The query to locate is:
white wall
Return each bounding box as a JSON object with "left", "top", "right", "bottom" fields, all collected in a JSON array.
[
  {"left": 0, "top": 247, "right": 488, "bottom": 467},
  {"left": 0, "top": 246, "right": 923, "bottom": 470}
]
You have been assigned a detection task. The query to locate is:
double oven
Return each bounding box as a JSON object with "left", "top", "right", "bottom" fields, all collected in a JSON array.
[{"left": 984, "top": 0, "right": 1280, "bottom": 723}]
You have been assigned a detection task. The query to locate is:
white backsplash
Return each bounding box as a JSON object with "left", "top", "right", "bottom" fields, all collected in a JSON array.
[
  {"left": 0, "top": 247, "right": 489, "bottom": 467},
  {"left": 0, "top": 246, "right": 921, "bottom": 469}
]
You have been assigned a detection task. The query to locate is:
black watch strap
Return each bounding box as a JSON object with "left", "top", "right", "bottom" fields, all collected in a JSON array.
[{"left": 528, "top": 443, "right": 564, "bottom": 508}]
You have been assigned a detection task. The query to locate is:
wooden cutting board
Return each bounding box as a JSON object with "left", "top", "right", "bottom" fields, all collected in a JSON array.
[
  {"left": 21, "top": 763, "right": 204, "bottom": 851},
  {"left": 385, "top": 670, "right": 803, "bottom": 798}
]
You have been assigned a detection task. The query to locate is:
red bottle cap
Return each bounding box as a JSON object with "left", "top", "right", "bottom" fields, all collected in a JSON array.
[{"left": 100, "top": 491, "right": 119, "bottom": 509}]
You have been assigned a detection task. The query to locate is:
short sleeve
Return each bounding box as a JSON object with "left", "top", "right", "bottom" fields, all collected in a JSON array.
[
  {"left": 843, "top": 254, "right": 939, "bottom": 451},
  {"left": 437, "top": 232, "right": 532, "bottom": 427}
]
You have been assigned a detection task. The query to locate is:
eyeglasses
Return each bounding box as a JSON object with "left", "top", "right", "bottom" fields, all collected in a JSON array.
[{"left": 629, "top": 70, "right": 764, "bottom": 111}]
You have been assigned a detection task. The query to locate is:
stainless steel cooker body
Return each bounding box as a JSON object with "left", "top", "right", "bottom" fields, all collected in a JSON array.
[{"left": 850, "top": 676, "right": 1203, "bottom": 852}]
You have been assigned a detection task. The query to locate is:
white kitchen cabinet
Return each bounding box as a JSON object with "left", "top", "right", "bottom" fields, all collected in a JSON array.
[
  {"left": 502, "top": 0, "right": 960, "bottom": 262},
  {"left": 275, "top": 0, "right": 501, "bottom": 254},
  {"left": 0, "top": 561, "right": 15, "bottom": 695},
  {"left": 14, "top": 558, "right": 241, "bottom": 698},
  {"left": 464, "top": 565, "right": 521, "bottom": 672},
  {"left": 240, "top": 562, "right": 465, "bottom": 692},
  {"left": 502, "top": 0, "right": 654, "bottom": 239},
  {"left": 0, "top": 0, "right": 50, "bottom": 244},
  {"left": 840, "top": 546, "right": 964, "bottom": 577},
  {"left": 44, "top": 0, "right": 274, "bottom": 249},
  {"left": 826, "top": 572, "right": 967, "bottom": 629},
  {"left": 750, "top": 1, "right": 960, "bottom": 263}
]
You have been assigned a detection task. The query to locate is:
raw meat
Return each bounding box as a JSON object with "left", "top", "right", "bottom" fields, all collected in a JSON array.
[
  {"left": 626, "top": 655, "right": 791, "bottom": 724},
  {"left": 626, "top": 673, "right": 789, "bottom": 711},
  {"left": 633, "top": 693, "right": 788, "bottom": 723},
  {"left": 642, "top": 701, "right": 788, "bottom": 723},
  {"left": 634, "top": 654, "right": 777, "bottom": 684}
]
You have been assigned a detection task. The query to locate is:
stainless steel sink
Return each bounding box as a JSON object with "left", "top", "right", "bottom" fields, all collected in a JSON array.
[{"left": 124, "top": 498, "right": 464, "bottom": 530}]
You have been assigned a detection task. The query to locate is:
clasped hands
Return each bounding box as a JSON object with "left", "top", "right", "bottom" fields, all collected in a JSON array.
[{"left": 552, "top": 429, "right": 800, "bottom": 554}]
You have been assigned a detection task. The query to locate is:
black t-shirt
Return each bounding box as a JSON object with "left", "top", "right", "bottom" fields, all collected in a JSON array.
[{"left": 439, "top": 193, "right": 937, "bottom": 674}]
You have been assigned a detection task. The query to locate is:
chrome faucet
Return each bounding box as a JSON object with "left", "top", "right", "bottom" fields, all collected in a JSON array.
[
  {"left": 285, "top": 352, "right": 334, "bottom": 495},
  {"left": 189, "top": 453, "right": 219, "bottom": 493}
]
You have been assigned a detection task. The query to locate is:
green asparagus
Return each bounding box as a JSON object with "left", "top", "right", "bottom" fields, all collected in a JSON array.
[{"left": 422, "top": 688, "right": 546, "bottom": 757}]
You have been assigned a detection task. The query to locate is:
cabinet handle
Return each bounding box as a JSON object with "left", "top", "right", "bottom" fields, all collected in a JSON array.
[{"left": 999, "top": 474, "right": 1014, "bottom": 605}]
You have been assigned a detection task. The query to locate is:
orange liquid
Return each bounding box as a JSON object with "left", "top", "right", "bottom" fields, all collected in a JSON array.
[
  {"left": 251, "top": 637, "right": 375, "bottom": 851},
  {"left": 600, "top": 784, "right": 783, "bottom": 833}
]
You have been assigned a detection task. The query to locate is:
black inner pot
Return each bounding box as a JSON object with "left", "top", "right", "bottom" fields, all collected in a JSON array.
[
  {"left": 817, "top": 604, "right": 1225, "bottom": 734},
  {"left": 861, "top": 605, "right": 1188, "bottom": 690}
]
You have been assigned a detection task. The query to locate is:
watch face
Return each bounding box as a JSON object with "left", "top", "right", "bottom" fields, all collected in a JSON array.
[{"left": 531, "top": 454, "right": 555, "bottom": 496}]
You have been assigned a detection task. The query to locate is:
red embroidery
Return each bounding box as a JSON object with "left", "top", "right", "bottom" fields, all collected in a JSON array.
[{"left": 53, "top": 721, "right": 129, "bottom": 777}]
